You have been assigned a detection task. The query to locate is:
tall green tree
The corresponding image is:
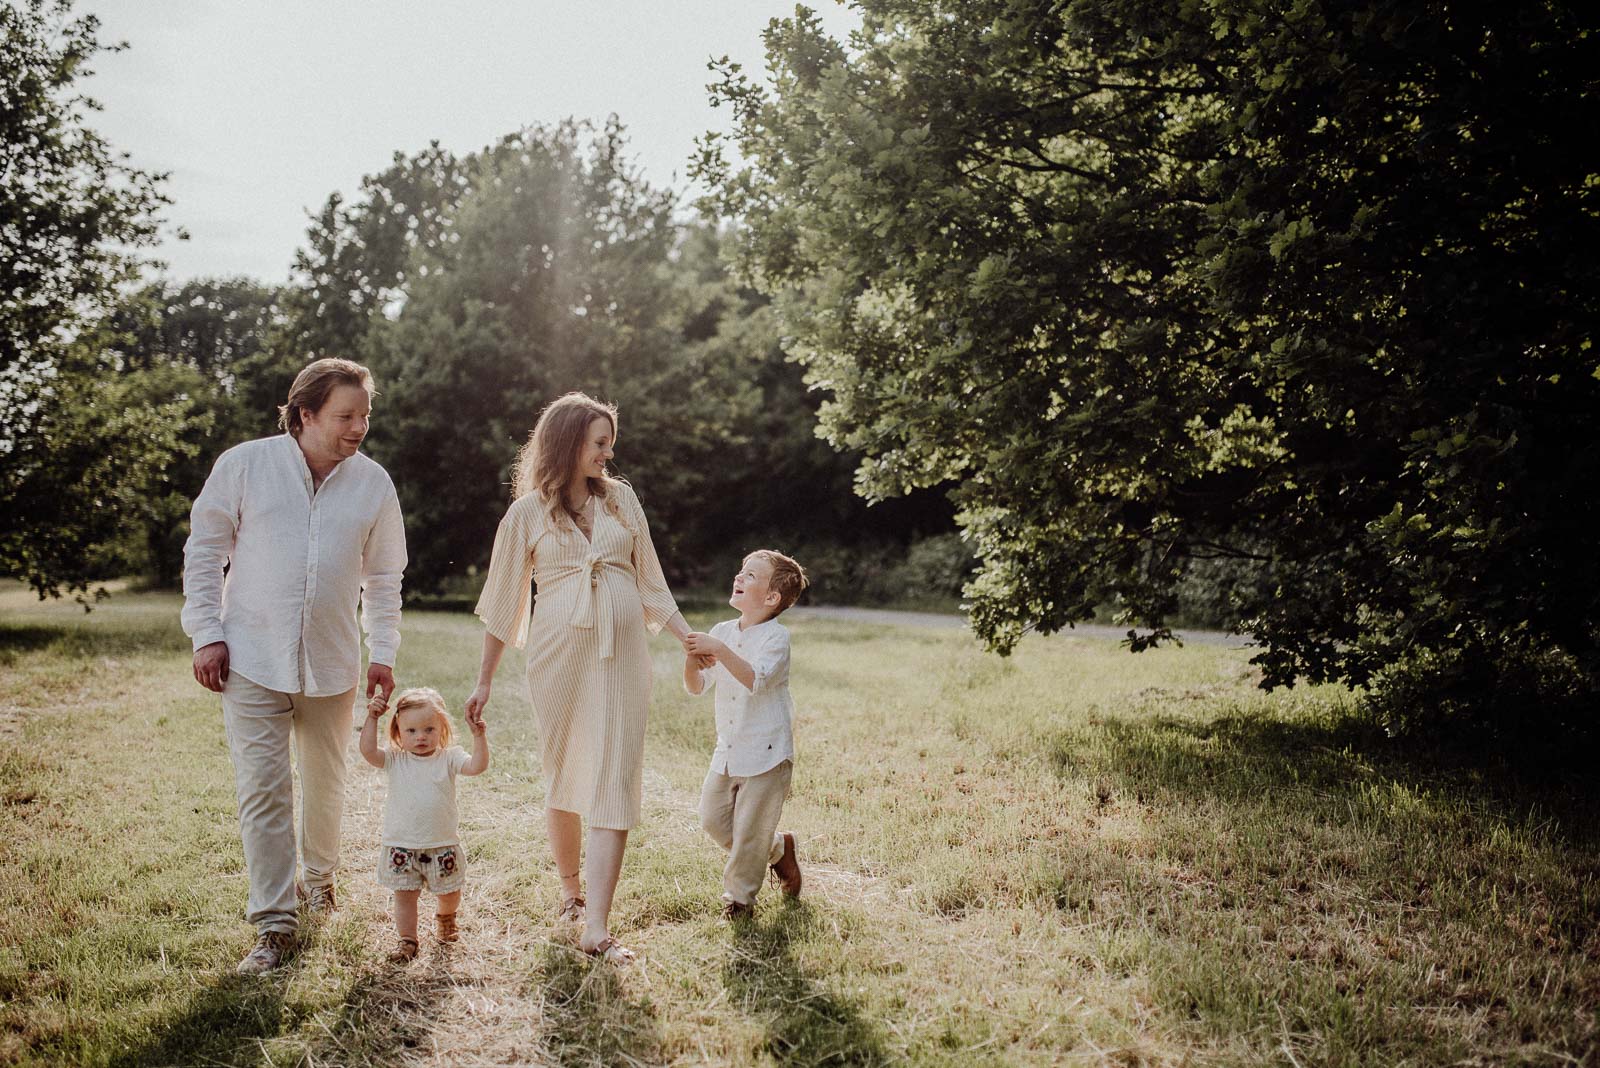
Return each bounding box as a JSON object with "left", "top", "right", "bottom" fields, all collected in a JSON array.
[
  {"left": 355, "top": 120, "right": 759, "bottom": 590},
  {"left": 282, "top": 143, "right": 471, "bottom": 363},
  {"left": 701, "top": 1, "right": 1600, "bottom": 734},
  {"left": 672, "top": 223, "right": 956, "bottom": 575},
  {"left": 0, "top": 0, "right": 202, "bottom": 600},
  {"left": 100, "top": 279, "right": 293, "bottom": 585}
]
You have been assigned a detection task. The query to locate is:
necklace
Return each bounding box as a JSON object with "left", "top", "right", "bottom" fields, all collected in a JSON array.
[{"left": 565, "top": 488, "right": 593, "bottom": 537}]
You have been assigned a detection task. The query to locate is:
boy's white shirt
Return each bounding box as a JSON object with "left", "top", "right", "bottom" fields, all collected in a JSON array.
[
  {"left": 381, "top": 746, "right": 471, "bottom": 848},
  {"left": 688, "top": 617, "right": 795, "bottom": 777}
]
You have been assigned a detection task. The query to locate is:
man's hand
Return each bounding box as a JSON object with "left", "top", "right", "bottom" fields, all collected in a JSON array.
[
  {"left": 688, "top": 652, "right": 717, "bottom": 670},
  {"left": 193, "top": 641, "right": 230, "bottom": 693},
  {"left": 367, "top": 662, "right": 395, "bottom": 701}
]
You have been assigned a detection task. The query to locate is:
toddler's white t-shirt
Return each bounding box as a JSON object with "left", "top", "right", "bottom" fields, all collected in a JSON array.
[{"left": 383, "top": 746, "right": 471, "bottom": 848}]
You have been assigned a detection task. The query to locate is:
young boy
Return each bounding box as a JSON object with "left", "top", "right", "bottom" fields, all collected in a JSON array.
[{"left": 683, "top": 549, "right": 809, "bottom": 919}]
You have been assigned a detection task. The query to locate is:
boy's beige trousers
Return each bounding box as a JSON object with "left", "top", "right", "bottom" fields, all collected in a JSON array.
[
  {"left": 221, "top": 672, "right": 355, "bottom": 934},
  {"left": 698, "top": 760, "right": 792, "bottom": 906}
]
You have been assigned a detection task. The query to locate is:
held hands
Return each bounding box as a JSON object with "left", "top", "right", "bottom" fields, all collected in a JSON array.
[
  {"left": 464, "top": 684, "right": 490, "bottom": 732},
  {"left": 367, "top": 662, "right": 395, "bottom": 701},
  {"left": 366, "top": 688, "right": 390, "bottom": 720},
  {"left": 683, "top": 632, "right": 728, "bottom": 662}
]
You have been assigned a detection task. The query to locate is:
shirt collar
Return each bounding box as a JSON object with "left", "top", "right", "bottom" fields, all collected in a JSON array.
[
  {"left": 733, "top": 616, "right": 777, "bottom": 640},
  {"left": 284, "top": 432, "right": 352, "bottom": 484}
]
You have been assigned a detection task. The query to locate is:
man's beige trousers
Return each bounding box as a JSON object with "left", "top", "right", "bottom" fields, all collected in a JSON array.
[{"left": 221, "top": 673, "right": 355, "bottom": 934}]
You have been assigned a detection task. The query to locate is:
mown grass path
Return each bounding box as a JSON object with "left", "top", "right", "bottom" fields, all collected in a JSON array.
[{"left": 1, "top": 586, "right": 1596, "bottom": 1066}]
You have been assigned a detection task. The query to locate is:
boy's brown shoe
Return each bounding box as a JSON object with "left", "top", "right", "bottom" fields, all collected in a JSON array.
[
  {"left": 770, "top": 832, "right": 802, "bottom": 898},
  {"left": 236, "top": 930, "right": 294, "bottom": 976}
]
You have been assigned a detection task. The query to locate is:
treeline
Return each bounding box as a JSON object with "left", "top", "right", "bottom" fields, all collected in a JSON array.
[
  {"left": 700, "top": 1, "right": 1600, "bottom": 742},
  {"left": 15, "top": 109, "right": 960, "bottom": 601},
  {"left": 7, "top": 0, "right": 1596, "bottom": 743}
]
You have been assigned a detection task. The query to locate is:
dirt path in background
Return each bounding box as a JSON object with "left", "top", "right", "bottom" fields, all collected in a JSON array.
[{"left": 786, "top": 605, "right": 1254, "bottom": 648}]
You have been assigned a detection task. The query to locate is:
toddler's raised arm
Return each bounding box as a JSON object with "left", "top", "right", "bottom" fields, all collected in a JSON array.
[
  {"left": 358, "top": 691, "right": 389, "bottom": 769},
  {"left": 462, "top": 712, "right": 490, "bottom": 776}
]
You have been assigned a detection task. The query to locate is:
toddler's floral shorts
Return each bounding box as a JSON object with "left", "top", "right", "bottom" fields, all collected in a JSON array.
[{"left": 377, "top": 843, "right": 466, "bottom": 893}]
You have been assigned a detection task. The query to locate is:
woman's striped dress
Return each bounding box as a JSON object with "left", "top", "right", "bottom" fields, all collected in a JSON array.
[{"left": 474, "top": 480, "right": 678, "bottom": 829}]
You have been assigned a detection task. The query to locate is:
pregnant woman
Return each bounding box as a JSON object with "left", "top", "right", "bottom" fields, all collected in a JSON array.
[{"left": 465, "top": 392, "right": 690, "bottom": 962}]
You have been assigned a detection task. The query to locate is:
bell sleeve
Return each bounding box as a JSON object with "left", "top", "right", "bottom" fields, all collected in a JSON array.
[
  {"left": 620, "top": 481, "right": 679, "bottom": 634},
  {"left": 474, "top": 498, "right": 540, "bottom": 649}
]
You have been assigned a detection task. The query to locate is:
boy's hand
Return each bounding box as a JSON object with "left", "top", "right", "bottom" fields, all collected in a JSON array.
[
  {"left": 684, "top": 632, "right": 727, "bottom": 660},
  {"left": 687, "top": 652, "right": 717, "bottom": 670}
]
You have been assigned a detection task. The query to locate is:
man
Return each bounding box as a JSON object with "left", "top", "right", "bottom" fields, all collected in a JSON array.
[{"left": 182, "top": 358, "right": 407, "bottom": 975}]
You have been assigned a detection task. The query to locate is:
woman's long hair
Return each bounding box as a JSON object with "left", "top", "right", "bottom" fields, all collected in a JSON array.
[{"left": 511, "top": 392, "right": 625, "bottom": 533}]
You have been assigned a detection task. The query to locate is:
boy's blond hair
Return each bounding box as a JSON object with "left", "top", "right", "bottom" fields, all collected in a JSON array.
[
  {"left": 748, "top": 549, "right": 808, "bottom": 615},
  {"left": 387, "top": 687, "right": 453, "bottom": 748}
]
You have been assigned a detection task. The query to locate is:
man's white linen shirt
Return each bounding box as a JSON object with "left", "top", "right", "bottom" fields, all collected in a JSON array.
[
  {"left": 688, "top": 618, "right": 795, "bottom": 777},
  {"left": 181, "top": 434, "right": 407, "bottom": 697}
]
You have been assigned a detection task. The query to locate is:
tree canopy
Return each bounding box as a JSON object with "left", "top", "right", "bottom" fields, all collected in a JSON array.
[
  {"left": 275, "top": 120, "right": 951, "bottom": 594},
  {"left": 0, "top": 0, "right": 203, "bottom": 601},
  {"left": 700, "top": 0, "right": 1600, "bottom": 734}
]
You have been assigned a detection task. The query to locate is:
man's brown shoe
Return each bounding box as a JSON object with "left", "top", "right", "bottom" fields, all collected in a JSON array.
[
  {"left": 770, "top": 832, "right": 802, "bottom": 897},
  {"left": 722, "top": 900, "right": 755, "bottom": 922},
  {"left": 297, "top": 881, "right": 336, "bottom": 915},
  {"left": 236, "top": 930, "right": 294, "bottom": 976}
]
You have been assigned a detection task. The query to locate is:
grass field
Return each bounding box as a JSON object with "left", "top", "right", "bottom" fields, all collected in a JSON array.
[{"left": 0, "top": 584, "right": 1596, "bottom": 1066}]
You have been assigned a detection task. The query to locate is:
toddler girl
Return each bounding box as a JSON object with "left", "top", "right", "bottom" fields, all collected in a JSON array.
[{"left": 360, "top": 686, "right": 489, "bottom": 962}]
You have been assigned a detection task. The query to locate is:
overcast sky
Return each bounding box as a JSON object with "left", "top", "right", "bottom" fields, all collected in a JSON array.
[{"left": 81, "top": 1, "right": 859, "bottom": 284}]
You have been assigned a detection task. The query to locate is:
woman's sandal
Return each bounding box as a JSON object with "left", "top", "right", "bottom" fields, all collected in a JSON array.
[
  {"left": 387, "top": 937, "right": 419, "bottom": 963},
  {"left": 583, "top": 935, "right": 635, "bottom": 964},
  {"left": 556, "top": 896, "right": 586, "bottom": 924}
]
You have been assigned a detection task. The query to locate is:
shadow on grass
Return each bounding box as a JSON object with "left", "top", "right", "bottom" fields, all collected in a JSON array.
[
  {"left": 1074, "top": 708, "right": 1600, "bottom": 848},
  {"left": 103, "top": 973, "right": 288, "bottom": 1068},
  {"left": 725, "top": 903, "right": 890, "bottom": 1066},
  {"left": 531, "top": 940, "right": 663, "bottom": 1064},
  {"left": 102, "top": 924, "right": 342, "bottom": 1068},
  {"left": 301, "top": 960, "right": 457, "bottom": 1063},
  {"left": 100, "top": 934, "right": 460, "bottom": 1068}
]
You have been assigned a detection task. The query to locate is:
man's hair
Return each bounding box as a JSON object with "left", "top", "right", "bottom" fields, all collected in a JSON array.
[
  {"left": 387, "top": 687, "right": 453, "bottom": 749},
  {"left": 278, "top": 358, "right": 376, "bottom": 436},
  {"left": 748, "top": 549, "right": 809, "bottom": 615}
]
